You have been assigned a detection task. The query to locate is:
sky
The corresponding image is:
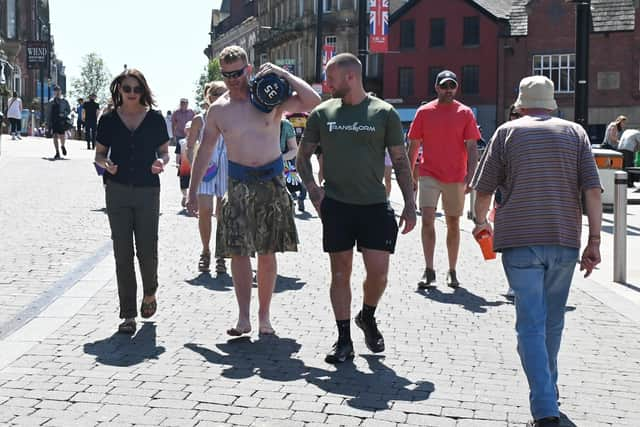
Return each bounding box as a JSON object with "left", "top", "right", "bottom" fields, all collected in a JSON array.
[{"left": 50, "top": 0, "right": 222, "bottom": 113}]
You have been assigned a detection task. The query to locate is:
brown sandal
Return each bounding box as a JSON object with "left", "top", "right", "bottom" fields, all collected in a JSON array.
[
  {"left": 140, "top": 298, "right": 157, "bottom": 319},
  {"left": 198, "top": 252, "right": 211, "bottom": 272}
]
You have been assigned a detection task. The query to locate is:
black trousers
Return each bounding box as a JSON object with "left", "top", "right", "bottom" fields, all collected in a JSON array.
[
  {"left": 9, "top": 118, "right": 21, "bottom": 134},
  {"left": 620, "top": 149, "right": 636, "bottom": 186},
  {"left": 105, "top": 181, "right": 160, "bottom": 319},
  {"left": 85, "top": 121, "right": 97, "bottom": 148}
]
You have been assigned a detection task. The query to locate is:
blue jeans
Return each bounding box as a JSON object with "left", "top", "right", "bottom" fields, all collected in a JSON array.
[{"left": 501, "top": 245, "right": 578, "bottom": 420}]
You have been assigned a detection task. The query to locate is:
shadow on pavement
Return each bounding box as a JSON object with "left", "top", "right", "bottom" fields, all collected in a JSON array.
[
  {"left": 185, "top": 273, "right": 305, "bottom": 293},
  {"left": 185, "top": 340, "right": 434, "bottom": 411},
  {"left": 185, "top": 336, "right": 306, "bottom": 382},
  {"left": 186, "top": 272, "right": 233, "bottom": 291},
  {"left": 294, "top": 210, "right": 314, "bottom": 220},
  {"left": 560, "top": 411, "right": 577, "bottom": 426},
  {"left": 41, "top": 156, "right": 69, "bottom": 161},
  {"left": 83, "top": 322, "right": 166, "bottom": 366},
  {"left": 305, "top": 355, "right": 435, "bottom": 410},
  {"left": 417, "top": 287, "right": 506, "bottom": 313},
  {"left": 274, "top": 274, "right": 306, "bottom": 292}
]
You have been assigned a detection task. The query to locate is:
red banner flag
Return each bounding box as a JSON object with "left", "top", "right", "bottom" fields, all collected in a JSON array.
[
  {"left": 369, "top": 0, "right": 389, "bottom": 53},
  {"left": 322, "top": 44, "right": 336, "bottom": 94}
]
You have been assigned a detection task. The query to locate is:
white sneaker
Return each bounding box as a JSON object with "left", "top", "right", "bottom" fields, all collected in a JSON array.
[
  {"left": 16, "top": 134, "right": 22, "bottom": 140},
  {"left": 11, "top": 135, "right": 16, "bottom": 140}
]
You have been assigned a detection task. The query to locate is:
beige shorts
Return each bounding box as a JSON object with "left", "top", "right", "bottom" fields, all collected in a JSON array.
[{"left": 418, "top": 176, "right": 465, "bottom": 217}]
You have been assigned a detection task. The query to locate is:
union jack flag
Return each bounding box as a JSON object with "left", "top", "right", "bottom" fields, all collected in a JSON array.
[{"left": 369, "top": 0, "right": 389, "bottom": 53}]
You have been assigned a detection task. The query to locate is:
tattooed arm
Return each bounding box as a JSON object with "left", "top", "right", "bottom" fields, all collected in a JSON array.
[
  {"left": 388, "top": 145, "right": 417, "bottom": 234},
  {"left": 296, "top": 142, "right": 325, "bottom": 216}
]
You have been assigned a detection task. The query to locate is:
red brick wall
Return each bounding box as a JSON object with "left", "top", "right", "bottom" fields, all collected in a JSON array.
[
  {"left": 503, "top": 0, "right": 640, "bottom": 114},
  {"left": 383, "top": 0, "right": 500, "bottom": 107}
]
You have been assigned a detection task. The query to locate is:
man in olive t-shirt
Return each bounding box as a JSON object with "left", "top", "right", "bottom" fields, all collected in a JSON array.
[{"left": 297, "top": 53, "right": 416, "bottom": 364}]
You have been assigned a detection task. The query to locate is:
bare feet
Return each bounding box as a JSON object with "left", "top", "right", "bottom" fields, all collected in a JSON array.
[
  {"left": 258, "top": 318, "right": 275, "bottom": 335},
  {"left": 227, "top": 319, "right": 251, "bottom": 336}
]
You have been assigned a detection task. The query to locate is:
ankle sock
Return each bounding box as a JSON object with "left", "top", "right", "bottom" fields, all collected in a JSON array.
[
  {"left": 336, "top": 319, "right": 351, "bottom": 343},
  {"left": 362, "top": 304, "right": 377, "bottom": 322}
]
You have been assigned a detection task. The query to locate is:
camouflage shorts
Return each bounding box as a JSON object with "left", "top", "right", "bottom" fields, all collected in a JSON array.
[{"left": 215, "top": 175, "right": 298, "bottom": 258}]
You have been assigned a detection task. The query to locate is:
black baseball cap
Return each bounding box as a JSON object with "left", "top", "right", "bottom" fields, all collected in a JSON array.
[
  {"left": 53, "top": 85, "right": 61, "bottom": 91},
  {"left": 436, "top": 70, "right": 457, "bottom": 86}
]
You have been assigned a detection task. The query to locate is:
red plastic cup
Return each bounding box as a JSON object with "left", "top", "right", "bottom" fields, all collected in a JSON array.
[{"left": 475, "top": 230, "right": 496, "bottom": 260}]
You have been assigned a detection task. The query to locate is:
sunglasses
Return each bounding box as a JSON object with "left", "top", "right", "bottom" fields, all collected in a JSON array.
[
  {"left": 210, "top": 91, "right": 226, "bottom": 97},
  {"left": 438, "top": 81, "right": 457, "bottom": 90},
  {"left": 121, "top": 85, "right": 144, "bottom": 94},
  {"left": 221, "top": 65, "right": 247, "bottom": 79}
]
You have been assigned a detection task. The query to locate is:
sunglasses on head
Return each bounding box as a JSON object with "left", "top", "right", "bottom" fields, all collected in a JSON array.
[
  {"left": 221, "top": 65, "right": 247, "bottom": 79},
  {"left": 122, "top": 85, "right": 144, "bottom": 94},
  {"left": 439, "top": 81, "right": 457, "bottom": 90}
]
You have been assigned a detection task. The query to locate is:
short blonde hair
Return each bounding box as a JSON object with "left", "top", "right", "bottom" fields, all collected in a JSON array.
[{"left": 219, "top": 46, "right": 248, "bottom": 65}]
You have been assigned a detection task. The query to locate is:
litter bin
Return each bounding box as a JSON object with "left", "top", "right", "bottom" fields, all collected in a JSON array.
[{"left": 592, "top": 148, "right": 623, "bottom": 205}]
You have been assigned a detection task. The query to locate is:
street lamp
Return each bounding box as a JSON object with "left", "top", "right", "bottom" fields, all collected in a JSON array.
[
  {"left": 38, "top": 20, "right": 51, "bottom": 123},
  {"left": 572, "top": 0, "right": 590, "bottom": 129}
]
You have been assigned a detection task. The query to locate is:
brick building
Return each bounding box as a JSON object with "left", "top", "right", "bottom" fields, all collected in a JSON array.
[
  {"left": 205, "top": 0, "right": 259, "bottom": 65},
  {"left": 384, "top": 0, "right": 510, "bottom": 135},
  {"left": 0, "top": 0, "right": 65, "bottom": 127},
  {"left": 503, "top": 0, "right": 640, "bottom": 141},
  {"left": 384, "top": 0, "right": 640, "bottom": 141}
]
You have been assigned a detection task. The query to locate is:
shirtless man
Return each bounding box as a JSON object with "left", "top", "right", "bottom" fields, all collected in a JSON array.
[{"left": 187, "top": 46, "right": 321, "bottom": 335}]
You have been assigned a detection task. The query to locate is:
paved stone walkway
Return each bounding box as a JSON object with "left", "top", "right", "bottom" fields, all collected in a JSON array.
[{"left": 0, "top": 136, "right": 639, "bottom": 426}]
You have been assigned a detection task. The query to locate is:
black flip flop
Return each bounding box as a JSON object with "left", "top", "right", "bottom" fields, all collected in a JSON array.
[{"left": 118, "top": 319, "right": 136, "bottom": 335}]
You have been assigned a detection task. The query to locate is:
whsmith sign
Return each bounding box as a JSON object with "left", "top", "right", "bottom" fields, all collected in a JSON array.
[{"left": 26, "top": 41, "right": 49, "bottom": 70}]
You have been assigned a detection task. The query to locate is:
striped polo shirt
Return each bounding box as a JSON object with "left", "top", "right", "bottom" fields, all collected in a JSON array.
[{"left": 471, "top": 115, "right": 601, "bottom": 251}]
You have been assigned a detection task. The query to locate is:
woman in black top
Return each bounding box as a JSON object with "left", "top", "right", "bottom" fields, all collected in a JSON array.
[{"left": 94, "top": 69, "right": 170, "bottom": 334}]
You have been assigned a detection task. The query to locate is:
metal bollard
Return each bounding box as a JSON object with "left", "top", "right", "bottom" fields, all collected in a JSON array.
[{"left": 614, "top": 171, "right": 627, "bottom": 283}]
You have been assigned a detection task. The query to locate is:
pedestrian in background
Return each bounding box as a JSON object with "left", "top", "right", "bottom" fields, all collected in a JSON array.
[
  {"left": 94, "top": 68, "right": 170, "bottom": 335},
  {"left": 188, "top": 81, "right": 229, "bottom": 274},
  {"left": 82, "top": 94, "right": 100, "bottom": 150},
  {"left": 472, "top": 75, "right": 602, "bottom": 427},
  {"left": 7, "top": 91, "right": 23, "bottom": 140},
  {"left": 172, "top": 98, "right": 194, "bottom": 146},
  {"left": 75, "top": 98, "right": 84, "bottom": 140},
  {"left": 47, "top": 86, "right": 71, "bottom": 160},
  {"left": 164, "top": 110, "right": 173, "bottom": 142},
  {"left": 407, "top": 70, "right": 481, "bottom": 289},
  {"left": 618, "top": 128, "right": 640, "bottom": 187},
  {"left": 280, "top": 116, "right": 304, "bottom": 210},
  {"left": 297, "top": 53, "right": 416, "bottom": 363},
  {"left": 175, "top": 121, "right": 192, "bottom": 209},
  {"left": 602, "top": 115, "right": 627, "bottom": 149}
]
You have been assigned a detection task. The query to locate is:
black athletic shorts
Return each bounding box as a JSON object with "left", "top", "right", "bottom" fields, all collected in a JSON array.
[{"left": 320, "top": 197, "right": 398, "bottom": 253}]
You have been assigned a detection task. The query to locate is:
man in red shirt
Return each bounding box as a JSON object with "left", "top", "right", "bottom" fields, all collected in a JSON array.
[{"left": 407, "top": 70, "right": 481, "bottom": 288}]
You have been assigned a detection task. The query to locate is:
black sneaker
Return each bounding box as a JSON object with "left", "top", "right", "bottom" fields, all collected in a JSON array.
[
  {"left": 527, "top": 417, "right": 560, "bottom": 427},
  {"left": 53, "top": 153, "right": 61, "bottom": 160},
  {"left": 61, "top": 145, "right": 67, "bottom": 156},
  {"left": 325, "top": 340, "right": 354, "bottom": 364},
  {"left": 418, "top": 268, "right": 436, "bottom": 289},
  {"left": 355, "top": 311, "right": 385, "bottom": 353},
  {"left": 446, "top": 270, "right": 460, "bottom": 288}
]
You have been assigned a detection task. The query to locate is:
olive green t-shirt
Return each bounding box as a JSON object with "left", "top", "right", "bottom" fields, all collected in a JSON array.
[{"left": 301, "top": 95, "right": 404, "bottom": 205}]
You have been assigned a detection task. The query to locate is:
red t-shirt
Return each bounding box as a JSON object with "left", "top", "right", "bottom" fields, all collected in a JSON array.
[{"left": 408, "top": 100, "right": 481, "bottom": 183}]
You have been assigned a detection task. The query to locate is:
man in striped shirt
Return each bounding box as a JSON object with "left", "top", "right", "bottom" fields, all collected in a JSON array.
[{"left": 471, "top": 75, "right": 602, "bottom": 427}]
